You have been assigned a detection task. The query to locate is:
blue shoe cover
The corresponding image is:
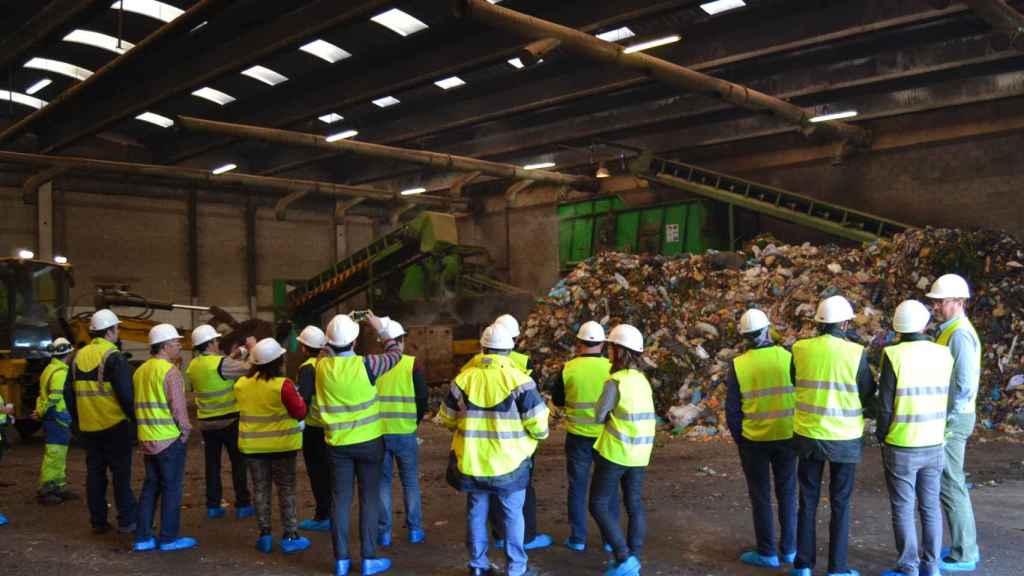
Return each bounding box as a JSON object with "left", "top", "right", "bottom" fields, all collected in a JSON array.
[
  {"left": 942, "top": 548, "right": 982, "bottom": 564},
  {"left": 789, "top": 569, "right": 812, "bottom": 576},
  {"left": 132, "top": 538, "right": 157, "bottom": 552},
  {"left": 827, "top": 571, "right": 860, "bottom": 576},
  {"left": 494, "top": 538, "right": 505, "bottom": 549},
  {"left": 255, "top": 534, "right": 273, "bottom": 553},
  {"left": 563, "top": 537, "right": 586, "bottom": 552},
  {"left": 0, "top": 513, "right": 8, "bottom": 526},
  {"left": 882, "top": 571, "right": 907, "bottom": 576},
  {"left": 361, "top": 557, "right": 392, "bottom": 575},
  {"left": 235, "top": 506, "right": 254, "bottom": 520},
  {"left": 378, "top": 531, "right": 392, "bottom": 547},
  {"left": 524, "top": 533, "right": 553, "bottom": 550},
  {"left": 281, "top": 535, "right": 310, "bottom": 554},
  {"left": 603, "top": 556, "right": 640, "bottom": 576},
  {"left": 940, "top": 559, "right": 977, "bottom": 572},
  {"left": 603, "top": 543, "right": 613, "bottom": 553},
  {"left": 782, "top": 551, "right": 796, "bottom": 564},
  {"left": 741, "top": 551, "right": 781, "bottom": 568},
  {"left": 207, "top": 507, "right": 226, "bottom": 519},
  {"left": 298, "top": 518, "right": 330, "bottom": 531},
  {"left": 335, "top": 559, "right": 351, "bottom": 576},
  {"left": 408, "top": 528, "right": 425, "bottom": 544},
  {"left": 159, "top": 537, "right": 197, "bottom": 552}
]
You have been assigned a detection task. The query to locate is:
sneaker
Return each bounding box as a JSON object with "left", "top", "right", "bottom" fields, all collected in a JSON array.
[
  {"left": 603, "top": 556, "right": 641, "bottom": 576},
  {"left": 408, "top": 528, "right": 425, "bottom": 544},
  {"left": 377, "top": 531, "right": 392, "bottom": 547},
  {"left": 298, "top": 518, "right": 331, "bottom": 532},
  {"left": 335, "top": 559, "right": 351, "bottom": 576},
  {"left": 235, "top": 506, "right": 255, "bottom": 520},
  {"left": 942, "top": 548, "right": 982, "bottom": 563},
  {"left": 281, "top": 535, "right": 311, "bottom": 554},
  {"left": 159, "top": 537, "right": 197, "bottom": 552},
  {"left": 255, "top": 534, "right": 273, "bottom": 553},
  {"left": 740, "top": 551, "right": 781, "bottom": 568},
  {"left": 132, "top": 538, "right": 157, "bottom": 552},
  {"left": 563, "top": 537, "right": 586, "bottom": 552},
  {"left": 524, "top": 533, "right": 553, "bottom": 550},
  {"left": 207, "top": 507, "right": 226, "bottom": 519},
  {"left": 361, "top": 557, "right": 392, "bottom": 575}
]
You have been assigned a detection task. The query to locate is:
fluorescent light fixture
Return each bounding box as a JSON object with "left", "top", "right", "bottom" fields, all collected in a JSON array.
[
  {"left": 523, "top": 162, "right": 556, "bottom": 170},
  {"left": 211, "top": 163, "right": 237, "bottom": 175},
  {"left": 241, "top": 65, "right": 288, "bottom": 86},
  {"left": 700, "top": 0, "right": 747, "bottom": 16},
  {"left": 507, "top": 57, "right": 525, "bottom": 69},
  {"left": 623, "top": 35, "right": 681, "bottom": 54},
  {"left": 191, "top": 20, "right": 208, "bottom": 32},
  {"left": 135, "top": 111, "right": 174, "bottom": 128},
  {"left": 0, "top": 90, "right": 48, "bottom": 110},
  {"left": 487, "top": 0, "right": 504, "bottom": 3},
  {"left": 318, "top": 113, "right": 344, "bottom": 124},
  {"left": 326, "top": 129, "right": 358, "bottom": 142},
  {"left": 300, "top": 39, "right": 351, "bottom": 63},
  {"left": 192, "top": 86, "right": 236, "bottom": 105},
  {"left": 596, "top": 26, "right": 636, "bottom": 42},
  {"left": 434, "top": 76, "right": 466, "bottom": 90},
  {"left": 24, "top": 57, "right": 92, "bottom": 81},
  {"left": 63, "top": 29, "right": 134, "bottom": 54},
  {"left": 400, "top": 187, "right": 427, "bottom": 196},
  {"left": 371, "top": 8, "right": 428, "bottom": 37},
  {"left": 809, "top": 110, "right": 858, "bottom": 123},
  {"left": 111, "top": 0, "right": 184, "bottom": 23},
  {"left": 372, "top": 95, "right": 400, "bottom": 108},
  {"left": 25, "top": 78, "right": 52, "bottom": 95},
  {"left": 53, "top": 255, "right": 68, "bottom": 265},
  {"left": 17, "top": 249, "right": 34, "bottom": 259}
]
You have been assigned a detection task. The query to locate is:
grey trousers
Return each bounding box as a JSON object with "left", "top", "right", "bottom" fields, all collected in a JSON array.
[
  {"left": 941, "top": 412, "right": 980, "bottom": 563},
  {"left": 882, "top": 444, "right": 944, "bottom": 576}
]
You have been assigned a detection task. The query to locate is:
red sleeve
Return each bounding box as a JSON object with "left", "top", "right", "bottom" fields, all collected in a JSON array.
[{"left": 280, "top": 378, "right": 307, "bottom": 420}]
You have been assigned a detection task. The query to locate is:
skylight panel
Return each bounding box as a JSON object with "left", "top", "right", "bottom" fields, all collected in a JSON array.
[
  {"left": 25, "top": 78, "right": 52, "bottom": 95},
  {"left": 24, "top": 58, "right": 92, "bottom": 81},
  {"left": 700, "top": 0, "right": 746, "bottom": 16},
  {"left": 326, "top": 129, "right": 358, "bottom": 142},
  {"left": 135, "top": 112, "right": 174, "bottom": 128},
  {"left": 192, "top": 86, "right": 236, "bottom": 105},
  {"left": 400, "top": 187, "right": 426, "bottom": 196},
  {"left": 64, "top": 29, "right": 135, "bottom": 54},
  {"left": 319, "top": 113, "right": 344, "bottom": 124},
  {"left": 623, "top": 35, "right": 681, "bottom": 54},
  {"left": 507, "top": 57, "right": 525, "bottom": 69},
  {"left": 0, "top": 90, "right": 47, "bottom": 110},
  {"left": 596, "top": 27, "right": 635, "bottom": 43},
  {"left": 371, "top": 8, "right": 428, "bottom": 37},
  {"left": 241, "top": 65, "right": 288, "bottom": 86},
  {"left": 523, "top": 162, "right": 556, "bottom": 170},
  {"left": 434, "top": 76, "right": 466, "bottom": 90},
  {"left": 111, "top": 0, "right": 184, "bottom": 23},
  {"left": 300, "top": 39, "right": 351, "bottom": 64},
  {"left": 372, "top": 95, "right": 400, "bottom": 108},
  {"left": 211, "top": 163, "right": 237, "bottom": 175}
]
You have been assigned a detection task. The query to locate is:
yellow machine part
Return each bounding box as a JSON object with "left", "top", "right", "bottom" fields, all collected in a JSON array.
[{"left": 0, "top": 359, "right": 29, "bottom": 420}]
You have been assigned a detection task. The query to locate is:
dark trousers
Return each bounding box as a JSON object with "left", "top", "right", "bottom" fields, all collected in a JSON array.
[
  {"left": 328, "top": 437, "right": 383, "bottom": 561},
  {"left": 738, "top": 441, "right": 797, "bottom": 557},
  {"left": 136, "top": 439, "right": 186, "bottom": 544},
  {"left": 302, "top": 425, "right": 332, "bottom": 521},
  {"left": 566, "top": 432, "right": 618, "bottom": 544},
  {"left": 83, "top": 419, "right": 137, "bottom": 530},
  {"left": 795, "top": 458, "right": 856, "bottom": 573},
  {"left": 489, "top": 457, "right": 537, "bottom": 542},
  {"left": 589, "top": 454, "right": 646, "bottom": 562},
  {"left": 201, "top": 421, "right": 251, "bottom": 509}
]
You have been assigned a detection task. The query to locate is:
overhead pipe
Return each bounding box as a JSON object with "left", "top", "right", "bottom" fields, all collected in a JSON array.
[
  {"left": 177, "top": 116, "right": 598, "bottom": 190},
  {"left": 455, "top": 0, "right": 871, "bottom": 147}
]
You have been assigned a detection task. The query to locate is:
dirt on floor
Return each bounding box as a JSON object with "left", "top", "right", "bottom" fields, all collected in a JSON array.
[{"left": 0, "top": 425, "right": 1022, "bottom": 575}]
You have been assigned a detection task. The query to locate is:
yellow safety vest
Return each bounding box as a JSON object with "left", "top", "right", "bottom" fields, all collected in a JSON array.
[
  {"left": 316, "top": 355, "right": 383, "bottom": 447},
  {"left": 792, "top": 335, "right": 865, "bottom": 441},
  {"left": 73, "top": 338, "right": 127, "bottom": 432},
  {"left": 562, "top": 355, "right": 612, "bottom": 438},
  {"left": 594, "top": 369, "right": 656, "bottom": 467},
  {"left": 186, "top": 354, "right": 239, "bottom": 419},
  {"left": 377, "top": 355, "right": 418, "bottom": 435},
  {"left": 36, "top": 358, "right": 69, "bottom": 415},
  {"left": 0, "top": 390, "right": 7, "bottom": 426},
  {"left": 510, "top": 351, "right": 531, "bottom": 376},
  {"left": 133, "top": 358, "right": 180, "bottom": 442},
  {"left": 235, "top": 375, "right": 302, "bottom": 454},
  {"left": 449, "top": 355, "right": 544, "bottom": 477},
  {"left": 299, "top": 357, "right": 326, "bottom": 428},
  {"left": 734, "top": 346, "right": 795, "bottom": 442},
  {"left": 936, "top": 316, "right": 981, "bottom": 414},
  {"left": 884, "top": 341, "right": 953, "bottom": 447}
]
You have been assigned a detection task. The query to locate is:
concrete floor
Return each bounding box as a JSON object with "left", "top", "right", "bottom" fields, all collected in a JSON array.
[{"left": 0, "top": 425, "right": 1021, "bottom": 575}]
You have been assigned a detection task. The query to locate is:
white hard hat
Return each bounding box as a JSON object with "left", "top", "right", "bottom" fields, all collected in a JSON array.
[
  {"left": 297, "top": 325, "right": 327, "bottom": 349},
  {"left": 576, "top": 321, "right": 605, "bottom": 343},
  {"left": 495, "top": 314, "right": 520, "bottom": 338},
  {"left": 148, "top": 323, "right": 182, "bottom": 346},
  {"left": 607, "top": 324, "right": 644, "bottom": 353},
  {"left": 381, "top": 318, "right": 406, "bottom": 340},
  {"left": 49, "top": 337, "right": 73, "bottom": 356},
  {"left": 480, "top": 323, "right": 515, "bottom": 350},
  {"left": 926, "top": 273, "right": 971, "bottom": 300},
  {"left": 739, "top": 309, "right": 770, "bottom": 334},
  {"left": 814, "top": 295, "right": 855, "bottom": 324},
  {"left": 89, "top": 309, "right": 120, "bottom": 332},
  {"left": 326, "top": 314, "right": 360, "bottom": 347},
  {"left": 893, "top": 299, "right": 931, "bottom": 334},
  {"left": 191, "top": 324, "right": 222, "bottom": 347},
  {"left": 251, "top": 337, "right": 286, "bottom": 365}
]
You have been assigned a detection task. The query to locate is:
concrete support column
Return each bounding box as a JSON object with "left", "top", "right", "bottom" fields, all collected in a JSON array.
[{"left": 36, "top": 180, "right": 53, "bottom": 260}]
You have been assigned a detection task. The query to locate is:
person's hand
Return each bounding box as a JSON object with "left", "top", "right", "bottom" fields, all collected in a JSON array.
[
  {"left": 30, "top": 410, "right": 40, "bottom": 421},
  {"left": 245, "top": 336, "right": 257, "bottom": 350},
  {"left": 367, "top": 311, "right": 384, "bottom": 333}
]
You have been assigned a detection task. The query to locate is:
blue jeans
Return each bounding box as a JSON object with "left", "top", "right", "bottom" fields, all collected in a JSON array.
[
  {"left": 468, "top": 489, "right": 528, "bottom": 576},
  {"left": 589, "top": 454, "right": 646, "bottom": 562},
  {"left": 566, "top": 432, "right": 618, "bottom": 544},
  {"left": 136, "top": 439, "right": 187, "bottom": 543},
  {"left": 378, "top": 433, "right": 423, "bottom": 534}
]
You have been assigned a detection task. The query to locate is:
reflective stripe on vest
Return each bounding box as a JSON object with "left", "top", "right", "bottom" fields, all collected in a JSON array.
[
  {"left": 884, "top": 341, "right": 953, "bottom": 447},
  {"left": 299, "top": 357, "right": 326, "bottom": 428},
  {"left": 792, "top": 335, "right": 865, "bottom": 441},
  {"left": 133, "top": 358, "right": 180, "bottom": 442},
  {"left": 376, "top": 355, "right": 418, "bottom": 435},
  {"left": 316, "top": 355, "right": 382, "bottom": 447},
  {"left": 186, "top": 354, "right": 239, "bottom": 419},
  {"left": 594, "top": 369, "right": 656, "bottom": 467},
  {"left": 73, "top": 338, "right": 127, "bottom": 432},
  {"left": 234, "top": 375, "right": 302, "bottom": 454},
  {"left": 734, "top": 346, "right": 795, "bottom": 442},
  {"left": 936, "top": 316, "right": 982, "bottom": 414},
  {"left": 563, "top": 355, "right": 612, "bottom": 438}
]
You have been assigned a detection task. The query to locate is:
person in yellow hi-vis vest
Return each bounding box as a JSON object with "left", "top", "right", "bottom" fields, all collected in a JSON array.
[
  {"left": 65, "top": 309, "right": 137, "bottom": 534},
  {"left": 589, "top": 324, "right": 656, "bottom": 576},
  {"left": 294, "top": 325, "right": 331, "bottom": 532},
  {"left": 0, "top": 388, "right": 13, "bottom": 526},
  {"left": 317, "top": 312, "right": 401, "bottom": 576},
  {"left": 374, "top": 318, "right": 428, "bottom": 547},
  {"left": 725, "top": 309, "right": 797, "bottom": 569},
  {"left": 440, "top": 322, "right": 549, "bottom": 576},
  {"left": 33, "top": 337, "right": 77, "bottom": 504},
  {"left": 186, "top": 324, "right": 253, "bottom": 520},
  {"left": 550, "top": 320, "right": 614, "bottom": 552},
  {"left": 876, "top": 300, "right": 954, "bottom": 576},
  {"left": 789, "top": 296, "right": 875, "bottom": 576}
]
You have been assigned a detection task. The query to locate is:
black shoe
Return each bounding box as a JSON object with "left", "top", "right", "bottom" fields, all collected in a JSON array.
[
  {"left": 469, "top": 569, "right": 492, "bottom": 576},
  {"left": 59, "top": 490, "right": 81, "bottom": 501},
  {"left": 92, "top": 524, "right": 111, "bottom": 535},
  {"left": 118, "top": 522, "right": 137, "bottom": 534},
  {"left": 38, "top": 493, "right": 63, "bottom": 506}
]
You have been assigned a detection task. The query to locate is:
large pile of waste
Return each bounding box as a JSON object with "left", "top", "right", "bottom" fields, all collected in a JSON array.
[{"left": 520, "top": 228, "right": 1024, "bottom": 440}]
